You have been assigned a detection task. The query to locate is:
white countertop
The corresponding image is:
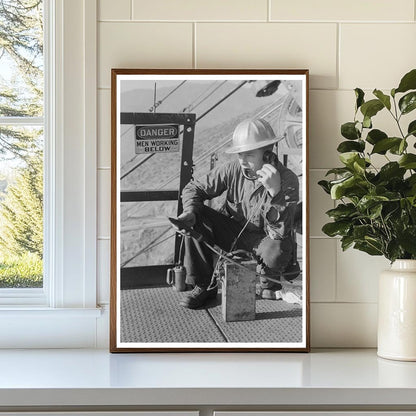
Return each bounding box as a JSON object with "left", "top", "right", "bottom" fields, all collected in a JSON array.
[{"left": 0, "top": 348, "right": 416, "bottom": 407}]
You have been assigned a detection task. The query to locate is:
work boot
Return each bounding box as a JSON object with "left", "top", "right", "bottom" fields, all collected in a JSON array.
[{"left": 179, "top": 285, "right": 218, "bottom": 309}]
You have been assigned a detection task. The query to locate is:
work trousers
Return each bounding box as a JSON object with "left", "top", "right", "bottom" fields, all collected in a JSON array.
[{"left": 183, "top": 205, "right": 294, "bottom": 288}]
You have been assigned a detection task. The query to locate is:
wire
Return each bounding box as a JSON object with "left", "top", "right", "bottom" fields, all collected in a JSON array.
[
  {"left": 185, "top": 81, "right": 227, "bottom": 113},
  {"left": 121, "top": 81, "right": 248, "bottom": 181},
  {"left": 182, "top": 81, "right": 219, "bottom": 112}
]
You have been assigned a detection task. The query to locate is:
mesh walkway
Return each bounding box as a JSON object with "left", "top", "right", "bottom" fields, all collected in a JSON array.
[{"left": 120, "top": 284, "right": 302, "bottom": 344}]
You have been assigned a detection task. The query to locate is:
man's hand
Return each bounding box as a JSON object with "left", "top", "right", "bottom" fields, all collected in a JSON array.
[
  {"left": 176, "top": 211, "right": 196, "bottom": 228},
  {"left": 256, "top": 163, "right": 281, "bottom": 197}
]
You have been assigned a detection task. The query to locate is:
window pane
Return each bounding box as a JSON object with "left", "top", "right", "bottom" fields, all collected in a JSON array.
[
  {"left": 0, "top": 0, "right": 44, "bottom": 117},
  {"left": 0, "top": 126, "right": 43, "bottom": 289}
]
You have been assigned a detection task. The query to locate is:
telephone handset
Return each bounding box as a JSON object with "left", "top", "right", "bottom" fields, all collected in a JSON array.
[{"left": 243, "top": 150, "right": 279, "bottom": 181}]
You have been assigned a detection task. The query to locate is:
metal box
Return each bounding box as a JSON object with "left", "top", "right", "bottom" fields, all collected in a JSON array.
[{"left": 221, "top": 261, "right": 257, "bottom": 322}]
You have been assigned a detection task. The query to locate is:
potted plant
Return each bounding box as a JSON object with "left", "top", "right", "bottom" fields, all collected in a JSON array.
[{"left": 319, "top": 68, "right": 416, "bottom": 361}]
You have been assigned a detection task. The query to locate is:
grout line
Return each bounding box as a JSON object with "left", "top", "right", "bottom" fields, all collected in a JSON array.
[
  {"left": 333, "top": 229, "right": 338, "bottom": 302},
  {"left": 98, "top": 236, "right": 111, "bottom": 240},
  {"left": 336, "top": 23, "right": 340, "bottom": 90},
  {"left": 193, "top": 22, "right": 197, "bottom": 69},
  {"left": 311, "top": 301, "right": 378, "bottom": 305},
  {"left": 98, "top": 167, "right": 111, "bottom": 170},
  {"left": 130, "top": 0, "right": 133, "bottom": 20},
  {"left": 267, "top": 0, "right": 271, "bottom": 22},
  {"left": 97, "top": 19, "right": 416, "bottom": 24}
]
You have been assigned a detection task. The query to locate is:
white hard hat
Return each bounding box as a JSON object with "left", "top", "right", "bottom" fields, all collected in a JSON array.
[{"left": 226, "top": 118, "right": 277, "bottom": 154}]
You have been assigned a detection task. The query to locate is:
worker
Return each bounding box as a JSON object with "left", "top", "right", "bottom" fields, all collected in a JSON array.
[{"left": 176, "top": 118, "right": 300, "bottom": 309}]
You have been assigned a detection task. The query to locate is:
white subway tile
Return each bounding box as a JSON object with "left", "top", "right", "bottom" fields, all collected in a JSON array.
[
  {"left": 310, "top": 239, "right": 336, "bottom": 302},
  {"left": 132, "top": 0, "right": 268, "bottom": 21},
  {"left": 98, "top": 0, "right": 130, "bottom": 21},
  {"left": 196, "top": 23, "right": 337, "bottom": 89},
  {"left": 98, "top": 90, "right": 111, "bottom": 168},
  {"left": 336, "top": 244, "right": 390, "bottom": 303},
  {"left": 98, "top": 169, "right": 111, "bottom": 238},
  {"left": 340, "top": 24, "right": 416, "bottom": 90},
  {"left": 309, "top": 170, "right": 334, "bottom": 237},
  {"left": 271, "top": 0, "right": 414, "bottom": 22},
  {"left": 311, "top": 302, "right": 377, "bottom": 347},
  {"left": 97, "top": 239, "right": 110, "bottom": 304},
  {"left": 98, "top": 22, "right": 193, "bottom": 89},
  {"left": 309, "top": 90, "right": 352, "bottom": 169}
]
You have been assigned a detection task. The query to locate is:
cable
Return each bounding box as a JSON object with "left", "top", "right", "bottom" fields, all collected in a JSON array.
[
  {"left": 121, "top": 81, "right": 248, "bottom": 181},
  {"left": 182, "top": 81, "right": 220, "bottom": 112},
  {"left": 186, "top": 81, "right": 227, "bottom": 113}
]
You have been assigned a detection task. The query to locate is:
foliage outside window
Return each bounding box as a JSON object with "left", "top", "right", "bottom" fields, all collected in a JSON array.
[{"left": 0, "top": 0, "right": 44, "bottom": 288}]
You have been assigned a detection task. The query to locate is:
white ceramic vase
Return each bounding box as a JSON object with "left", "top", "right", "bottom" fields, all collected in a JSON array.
[{"left": 378, "top": 259, "right": 416, "bottom": 361}]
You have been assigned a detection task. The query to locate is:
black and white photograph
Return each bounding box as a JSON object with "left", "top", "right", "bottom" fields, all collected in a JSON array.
[{"left": 110, "top": 69, "right": 309, "bottom": 352}]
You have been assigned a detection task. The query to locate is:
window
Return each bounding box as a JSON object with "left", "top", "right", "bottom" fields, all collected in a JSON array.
[
  {"left": 0, "top": 0, "right": 44, "bottom": 293},
  {"left": 0, "top": 0, "right": 100, "bottom": 347}
]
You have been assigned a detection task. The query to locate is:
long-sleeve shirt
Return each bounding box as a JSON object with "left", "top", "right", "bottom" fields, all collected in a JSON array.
[{"left": 181, "top": 158, "right": 299, "bottom": 240}]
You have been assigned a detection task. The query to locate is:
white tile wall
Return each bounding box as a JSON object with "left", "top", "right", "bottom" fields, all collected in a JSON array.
[
  {"left": 340, "top": 24, "right": 416, "bottom": 90},
  {"left": 270, "top": 0, "right": 415, "bottom": 22},
  {"left": 132, "top": 0, "right": 268, "bottom": 21},
  {"left": 99, "top": 0, "right": 131, "bottom": 21},
  {"left": 96, "top": 0, "right": 416, "bottom": 347},
  {"left": 98, "top": 22, "right": 193, "bottom": 88},
  {"left": 196, "top": 23, "right": 338, "bottom": 89},
  {"left": 310, "top": 239, "right": 336, "bottom": 302}
]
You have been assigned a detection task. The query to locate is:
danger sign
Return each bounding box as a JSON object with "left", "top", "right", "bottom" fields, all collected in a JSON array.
[{"left": 135, "top": 124, "right": 180, "bottom": 154}]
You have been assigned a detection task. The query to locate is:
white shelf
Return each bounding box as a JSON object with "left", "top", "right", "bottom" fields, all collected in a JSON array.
[{"left": 0, "top": 348, "right": 416, "bottom": 409}]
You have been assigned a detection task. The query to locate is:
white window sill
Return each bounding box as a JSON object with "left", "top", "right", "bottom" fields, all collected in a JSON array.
[
  {"left": 0, "top": 349, "right": 415, "bottom": 409},
  {"left": 0, "top": 307, "right": 102, "bottom": 316},
  {"left": 0, "top": 307, "right": 104, "bottom": 348}
]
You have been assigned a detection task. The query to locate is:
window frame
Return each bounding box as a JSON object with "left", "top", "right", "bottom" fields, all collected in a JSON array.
[{"left": 0, "top": 0, "right": 100, "bottom": 348}]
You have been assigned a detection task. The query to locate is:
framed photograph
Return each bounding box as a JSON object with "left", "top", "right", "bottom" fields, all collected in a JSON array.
[{"left": 110, "top": 69, "right": 310, "bottom": 352}]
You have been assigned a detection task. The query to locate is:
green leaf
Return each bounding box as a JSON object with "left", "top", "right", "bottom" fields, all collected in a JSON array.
[
  {"left": 366, "top": 129, "right": 387, "bottom": 145},
  {"left": 371, "top": 137, "right": 402, "bottom": 154},
  {"left": 354, "top": 241, "right": 383, "bottom": 256},
  {"left": 341, "top": 122, "right": 360, "bottom": 140},
  {"left": 369, "top": 203, "right": 383, "bottom": 219},
  {"left": 326, "top": 203, "right": 357, "bottom": 219},
  {"left": 357, "top": 195, "right": 389, "bottom": 212},
  {"left": 390, "top": 139, "right": 408, "bottom": 155},
  {"left": 330, "top": 175, "right": 365, "bottom": 200},
  {"left": 337, "top": 140, "right": 365, "bottom": 153},
  {"left": 407, "top": 120, "right": 416, "bottom": 138},
  {"left": 378, "top": 162, "right": 406, "bottom": 181},
  {"left": 325, "top": 167, "right": 352, "bottom": 176},
  {"left": 339, "top": 152, "right": 360, "bottom": 167},
  {"left": 363, "top": 116, "right": 372, "bottom": 129},
  {"left": 355, "top": 88, "right": 365, "bottom": 110},
  {"left": 395, "top": 69, "right": 416, "bottom": 94},
  {"left": 341, "top": 235, "right": 355, "bottom": 251},
  {"left": 398, "top": 227, "right": 416, "bottom": 255},
  {"left": 318, "top": 180, "right": 331, "bottom": 194},
  {"left": 399, "top": 92, "right": 416, "bottom": 115},
  {"left": 360, "top": 99, "right": 384, "bottom": 119},
  {"left": 399, "top": 154, "right": 416, "bottom": 169},
  {"left": 353, "top": 224, "right": 374, "bottom": 240},
  {"left": 373, "top": 89, "right": 391, "bottom": 110},
  {"left": 322, "top": 221, "right": 351, "bottom": 237},
  {"left": 391, "top": 88, "right": 396, "bottom": 97}
]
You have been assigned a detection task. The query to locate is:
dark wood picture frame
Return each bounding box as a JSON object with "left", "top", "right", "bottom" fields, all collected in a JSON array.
[{"left": 110, "top": 69, "right": 310, "bottom": 352}]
